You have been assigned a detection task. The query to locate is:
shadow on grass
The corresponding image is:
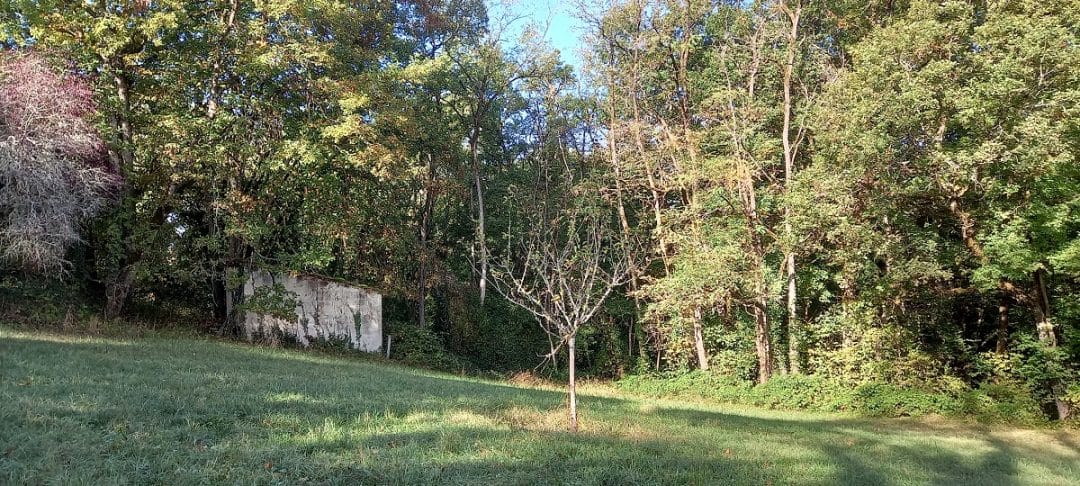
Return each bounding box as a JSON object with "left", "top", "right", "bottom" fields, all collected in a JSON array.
[{"left": 1, "top": 333, "right": 1072, "bottom": 485}]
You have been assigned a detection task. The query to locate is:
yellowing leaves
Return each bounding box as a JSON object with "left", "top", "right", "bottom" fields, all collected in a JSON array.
[{"left": 339, "top": 94, "right": 371, "bottom": 112}]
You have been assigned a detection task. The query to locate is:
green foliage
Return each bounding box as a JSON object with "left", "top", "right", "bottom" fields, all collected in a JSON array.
[
  {"left": 0, "top": 275, "right": 101, "bottom": 330},
  {"left": 615, "top": 371, "right": 754, "bottom": 403},
  {"left": 0, "top": 274, "right": 208, "bottom": 336},
  {"left": 238, "top": 284, "right": 299, "bottom": 322},
  {"left": 383, "top": 313, "right": 472, "bottom": 372},
  {"left": 617, "top": 371, "right": 1048, "bottom": 425},
  {"left": 750, "top": 375, "right": 858, "bottom": 412},
  {"left": 958, "top": 381, "right": 1046, "bottom": 425},
  {"left": 849, "top": 383, "right": 960, "bottom": 418},
  {"left": 1011, "top": 338, "right": 1078, "bottom": 404},
  {"left": 1063, "top": 384, "right": 1080, "bottom": 420}
]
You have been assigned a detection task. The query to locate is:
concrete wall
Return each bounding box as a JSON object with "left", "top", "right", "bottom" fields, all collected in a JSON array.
[{"left": 242, "top": 271, "right": 382, "bottom": 352}]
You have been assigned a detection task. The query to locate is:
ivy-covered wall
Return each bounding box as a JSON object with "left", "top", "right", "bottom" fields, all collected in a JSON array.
[{"left": 242, "top": 271, "right": 382, "bottom": 352}]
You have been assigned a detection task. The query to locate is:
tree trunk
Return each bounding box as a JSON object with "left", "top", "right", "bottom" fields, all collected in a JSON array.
[
  {"left": 1032, "top": 269, "right": 1068, "bottom": 420},
  {"left": 469, "top": 125, "right": 488, "bottom": 304},
  {"left": 1033, "top": 269, "right": 1056, "bottom": 347},
  {"left": 785, "top": 255, "right": 799, "bottom": 374},
  {"left": 221, "top": 241, "right": 247, "bottom": 333},
  {"left": 996, "top": 295, "right": 1010, "bottom": 354},
  {"left": 693, "top": 305, "right": 709, "bottom": 371},
  {"left": 717, "top": 16, "right": 773, "bottom": 383},
  {"left": 743, "top": 177, "right": 772, "bottom": 384},
  {"left": 105, "top": 263, "right": 135, "bottom": 319},
  {"left": 211, "top": 273, "right": 228, "bottom": 323},
  {"left": 1056, "top": 399, "right": 1071, "bottom": 422},
  {"left": 568, "top": 334, "right": 578, "bottom": 432},
  {"left": 112, "top": 72, "right": 134, "bottom": 171},
  {"left": 418, "top": 153, "right": 436, "bottom": 328},
  {"left": 750, "top": 210, "right": 773, "bottom": 384},
  {"left": 781, "top": 2, "right": 802, "bottom": 375},
  {"left": 102, "top": 67, "right": 137, "bottom": 319},
  {"left": 224, "top": 272, "right": 236, "bottom": 320},
  {"left": 605, "top": 57, "right": 648, "bottom": 366},
  {"left": 628, "top": 47, "right": 669, "bottom": 274},
  {"left": 754, "top": 295, "right": 773, "bottom": 384}
]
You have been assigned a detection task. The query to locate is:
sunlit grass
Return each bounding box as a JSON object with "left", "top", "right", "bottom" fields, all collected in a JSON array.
[{"left": 1, "top": 327, "right": 1077, "bottom": 485}]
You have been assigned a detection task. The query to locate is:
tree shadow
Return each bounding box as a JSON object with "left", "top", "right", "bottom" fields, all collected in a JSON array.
[{"left": 2, "top": 333, "right": 1075, "bottom": 485}]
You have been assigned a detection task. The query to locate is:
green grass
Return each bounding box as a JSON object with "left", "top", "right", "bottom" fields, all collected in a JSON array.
[{"left": 1, "top": 327, "right": 1077, "bottom": 485}]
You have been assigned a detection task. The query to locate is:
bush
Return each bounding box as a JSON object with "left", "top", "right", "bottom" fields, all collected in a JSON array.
[
  {"left": 384, "top": 317, "right": 471, "bottom": 372},
  {"left": 850, "top": 382, "right": 960, "bottom": 417},
  {"left": 749, "top": 375, "right": 855, "bottom": 412},
  {"left": 970, "top": 347, "right": 1075, "bottom": 423},
  {"left": 0, "top": 274, "right": 209, "bottom": 337},
  {"left": 616, "top": 371, "right": 752, "bottom": 404},
  {"left": 959, "top": 381, "right": 1047, "bottom": 425},
  {"left": 616, "top": 371, "right": 1047, "bottom": 424}
]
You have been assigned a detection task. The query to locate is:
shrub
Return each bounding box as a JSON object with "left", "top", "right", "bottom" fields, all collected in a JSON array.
[
  {"left": 616, "top": 371, "right": 1047, "bottom": 424},
  {"left": 850, "top": 382, "right": 960, "bottom": 417},
  {"left": 384, "top": 317, "right": 471, "bottom": 372},
  {"left": 959, "top": 381, "right": 1047, "bottom": 425},
  {"left": 616, "top": 371, "right": 752, "bottom": 404},
  {"left": 749, "top": 374, "right": 855, "bottom": 412}
]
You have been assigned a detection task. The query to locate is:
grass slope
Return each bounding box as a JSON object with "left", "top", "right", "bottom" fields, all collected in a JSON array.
[{"left": 1, "top": 327, "right": 1077, "bottom": 485}]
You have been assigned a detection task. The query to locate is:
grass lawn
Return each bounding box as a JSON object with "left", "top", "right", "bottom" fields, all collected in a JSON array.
[{"left": 1, "top": 327, "right": 1077, "bottom": 485}]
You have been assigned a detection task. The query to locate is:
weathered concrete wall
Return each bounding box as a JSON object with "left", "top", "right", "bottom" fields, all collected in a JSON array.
[{"left": 242, "top": 271, "right": 381, "bottom": 352}]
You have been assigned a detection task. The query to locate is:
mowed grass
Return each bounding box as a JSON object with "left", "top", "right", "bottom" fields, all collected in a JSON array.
[{"left": 1, "top": 327, "right": 1077, "bottom": 485}]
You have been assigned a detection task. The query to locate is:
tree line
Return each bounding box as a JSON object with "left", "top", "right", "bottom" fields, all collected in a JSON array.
[{"left": 1, "top": 0, "right": 1077, "bottom": 420}]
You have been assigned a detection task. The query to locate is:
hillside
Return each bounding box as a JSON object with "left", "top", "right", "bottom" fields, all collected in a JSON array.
[{"left": 1, "top": 327, "right": 1077, "bottom": 485}]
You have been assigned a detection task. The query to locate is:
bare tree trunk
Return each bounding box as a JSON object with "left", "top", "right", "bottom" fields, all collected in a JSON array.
[
  {"left": 996, "top": 295, "right": 1010, "bottom": 354},
  {"left": 103, "top": 69, "right": 136, "bottom": 319},
  {"left": 693, "top": 305, "right": 709, "bottom": 371},
  {"left": 781, "top": 1, "right": 802, "bottom": 375},
  {"left": 754, "top": 281, "right": 773, "bottom": 384},
  {"left": 608, "top": 88, "right": 648, "bottom": 366},
  {"left": 204, "top": 3, "right": 244, "bottom": 329},
  {"left": 469, "top": 125, "right": 488, "bottom": 304},
  {"left": 224, "top": 180, "right": 245, "bottom": 329},
  {"left": 628, "top": 34, "right": 669, "bottom": 274},
  {"left": 568, "top": 334, "right": 579, "bottom": 432},
  {"left": 785, "top": 257, "right": 798, "bottom": 374},
  {"left": 1034, "top": 269, "right": 1056, "bottom": 347},
  {"left": 743, "top": 175, "right": 772, "bottom": 383},
  {"left": 749, "top": 210, "right": 772, "bottom": 384},
  {"left": 1031, "top": 268, "right": 1068, "bottom": 420},
  {"left": 418, "top": 152, "right": 436, "bottom": 328},
  {"left": 716, "top": 11, "right": 772, "bottom": 383},
  {"left": 105, "top": 263, "right": 135, "bottom": 319},
  {"left": 417, "top": 238, "right": 428, "bottom": 327}
]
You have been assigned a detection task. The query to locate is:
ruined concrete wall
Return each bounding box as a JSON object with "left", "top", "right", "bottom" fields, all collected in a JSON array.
[{"left": 242, "top": 271, "right": 382, "bottom": 352}]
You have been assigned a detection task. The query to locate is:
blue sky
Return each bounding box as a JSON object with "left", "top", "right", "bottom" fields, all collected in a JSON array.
[{"left": 486, "top": 0, "right": 586, "bottom": 71}]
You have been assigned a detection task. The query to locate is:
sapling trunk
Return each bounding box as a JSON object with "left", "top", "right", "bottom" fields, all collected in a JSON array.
[{"left": 568, "top": 334, "right": 578, "bottom": 432}]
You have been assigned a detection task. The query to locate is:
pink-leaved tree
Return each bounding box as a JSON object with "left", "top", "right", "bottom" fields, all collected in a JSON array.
[{"left": 0, "top": 52, "right": 118, "bottom": 273}]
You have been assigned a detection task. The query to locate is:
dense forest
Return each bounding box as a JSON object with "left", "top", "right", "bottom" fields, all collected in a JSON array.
[{"left": 1, "top": 0, "right": 1077, "bottom": 422}]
